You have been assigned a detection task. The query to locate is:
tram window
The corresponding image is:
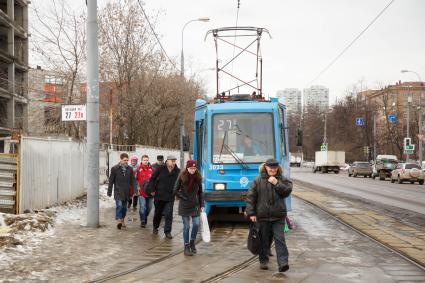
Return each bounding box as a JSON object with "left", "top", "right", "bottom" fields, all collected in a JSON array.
[
  {"left": 278, "top": 107, "right": 287, "bottom": 157},
  {"left": 212, "top": 113, "right": 275, "bottom": 163},
  {"left": 196, "top": 121, "right": 203, "bottom": 165}
]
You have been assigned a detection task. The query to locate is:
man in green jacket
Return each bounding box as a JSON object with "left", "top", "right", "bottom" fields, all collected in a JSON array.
[{"left": 245, "top": 158, "right": 293, "bottom": 272}]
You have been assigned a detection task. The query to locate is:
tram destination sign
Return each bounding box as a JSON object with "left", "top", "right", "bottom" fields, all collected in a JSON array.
[{"left": 61, "top": 104, "right": 86, "bottom": 121}]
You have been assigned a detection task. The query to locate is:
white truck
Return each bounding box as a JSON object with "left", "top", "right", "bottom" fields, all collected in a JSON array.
[
  {"left": 290, "top": 152, "right": 303, "bottom": 167},
  {"left": 313, "top": 151, "right": 345, "bottom": 174}
]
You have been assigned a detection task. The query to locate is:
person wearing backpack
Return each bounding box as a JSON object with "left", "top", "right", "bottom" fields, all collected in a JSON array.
[
  {"left": 245, "top": 158, "right": 292, "bottom": 272},
  {"left": 137, "top": 155, "right": 153, "bottom": 228},
  {"left": 173, "top": 160, "right": 204, "bottom": 256}
]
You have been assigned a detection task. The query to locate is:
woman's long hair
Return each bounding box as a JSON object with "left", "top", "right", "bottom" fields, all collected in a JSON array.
[{"left": 179, "top": 168, "right": 202, "bottom": 186}]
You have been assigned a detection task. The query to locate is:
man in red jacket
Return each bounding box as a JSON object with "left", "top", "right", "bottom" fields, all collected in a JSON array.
[{"left": 137, "top": 155, "right": 153, "bottom": 228}]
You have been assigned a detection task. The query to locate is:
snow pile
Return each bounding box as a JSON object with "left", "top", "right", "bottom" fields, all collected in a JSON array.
[
  {"left": 0, "top": 185, "right": 113, "bottom": 249},
  {"left": 3, "top": 211, "right": 55, "bottom": 233}
]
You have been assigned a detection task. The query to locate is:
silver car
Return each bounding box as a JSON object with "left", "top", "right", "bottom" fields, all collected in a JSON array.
[
  {"left": 348, "top": 161, "right": 373, "bottom": 178},
  {"left": 390, "top": 163, "right": 425, "bottom": 184}
]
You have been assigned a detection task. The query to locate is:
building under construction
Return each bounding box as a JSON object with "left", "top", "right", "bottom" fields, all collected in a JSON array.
[{"left": 0, "top": 0, "right": 29, "bottom": 148}]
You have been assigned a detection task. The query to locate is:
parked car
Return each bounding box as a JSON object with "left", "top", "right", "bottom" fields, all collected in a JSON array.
[
  {"left": 390, "top": 163, "right": 424, "bottom": 184},
  {"left": 348, "top": 161, "right": 373, "bottom": 177}
]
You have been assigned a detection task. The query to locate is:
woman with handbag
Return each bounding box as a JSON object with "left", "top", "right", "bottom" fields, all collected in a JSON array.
[{"left": 173, "top": 160, "right": 204, "bottom": 256}]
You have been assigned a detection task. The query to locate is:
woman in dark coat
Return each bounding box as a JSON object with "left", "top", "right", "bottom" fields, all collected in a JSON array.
[{"left": 173, "top": 160, "right": 204, "bottom": 256}]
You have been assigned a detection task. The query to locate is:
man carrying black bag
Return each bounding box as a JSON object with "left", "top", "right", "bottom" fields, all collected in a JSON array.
[{"left": 245, "top": 158, "right": 293, "bottom": 272}]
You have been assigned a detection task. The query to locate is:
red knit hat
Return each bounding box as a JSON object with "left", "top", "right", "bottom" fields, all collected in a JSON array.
[{"left": 186, "top": 160, "right": 197, "bottom": 168}]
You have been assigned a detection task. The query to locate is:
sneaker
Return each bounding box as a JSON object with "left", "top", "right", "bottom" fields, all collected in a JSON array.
[
  {"left": 153, "top": 228, "right": 159, "bottom": 235},
  {"left": 117, "top": 219, "right": 123, "bottom": 230},
  {"left": 279, "top": 265, "right": 289, "bottom": 272},
  {"left": 140, "top": 223, "right": 146, "bottom": 228},
  {"left": 165, "top": 232, "right": 173, "bottom": 239},
  {"left": 184, "top": 244, "right": 193, "bottom": 256},
  {"left": 189, "top": 240, "right": 197, "bottom": 254},
  {"left": 260, "top": 262, "right": 268, "bottom": 270}
]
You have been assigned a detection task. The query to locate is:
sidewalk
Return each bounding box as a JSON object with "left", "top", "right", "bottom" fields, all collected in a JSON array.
[{"left": 0, "top": 186, "right": 183, "bottom": 282}]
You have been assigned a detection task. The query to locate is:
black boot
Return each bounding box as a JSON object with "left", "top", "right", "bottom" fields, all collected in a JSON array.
[
  {"left": 184, "top": 244, "right": 193, "bottom": 256},
  {"left": 189, "top": 240, "right": 197, "bottom": 254}
]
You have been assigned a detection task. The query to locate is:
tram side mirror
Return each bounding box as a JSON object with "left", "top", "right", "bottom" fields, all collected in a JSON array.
[
  {"left": 182, "top": 136, "right": 190, "bottom": 152},
  {"left": 295, "top": 128, "right": 303, "bottom": 147}
]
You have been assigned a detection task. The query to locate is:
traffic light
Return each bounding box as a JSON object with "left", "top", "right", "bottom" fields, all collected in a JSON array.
[
  {"left": 295, "top": 128, "right": 303, "bottom": 146},
  {"left": 182, "top": 135, "right": 190, "bottom": 151},
  {"left": 363, "top": 146, "right": 370, "bottom": 155}
]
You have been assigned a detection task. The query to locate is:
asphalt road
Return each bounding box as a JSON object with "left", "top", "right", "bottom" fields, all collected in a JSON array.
[{"left": 291, "top": 167, "right": 425, "bottom": 216}]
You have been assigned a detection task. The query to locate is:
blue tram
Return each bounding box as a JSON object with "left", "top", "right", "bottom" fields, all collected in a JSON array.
[{"left": 192, "top": 95, "right": 291, "bottom": 218}]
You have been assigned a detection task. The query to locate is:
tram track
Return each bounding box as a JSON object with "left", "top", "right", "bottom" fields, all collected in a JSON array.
[
  {"left": 87, "top": 223, "right": 250, "bottom": 283},
  {"left": 293, "top": 183, "right": 425, "bottom": 270},
  {"left": 202, "top": 193, "right": 425, "bottom": 282},
  {"left": 297, "top": 198, "right": 425, "bottom": 272}
]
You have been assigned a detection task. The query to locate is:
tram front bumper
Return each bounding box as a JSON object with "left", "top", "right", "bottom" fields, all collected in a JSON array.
[{"left": 204, "top": 191, "right": 247, "bottom": 202}]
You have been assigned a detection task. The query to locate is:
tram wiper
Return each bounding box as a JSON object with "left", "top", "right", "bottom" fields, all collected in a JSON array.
[
  {"left": 223, "top": 143, "right": 249, "bottom": 169},
  {"left": 217, "top": 131, "right": 228, "bottom": 163}
]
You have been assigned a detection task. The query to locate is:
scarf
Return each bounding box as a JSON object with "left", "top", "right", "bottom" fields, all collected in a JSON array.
[{"left": 187, "top": 173, "right": 196, "bottom": 193}]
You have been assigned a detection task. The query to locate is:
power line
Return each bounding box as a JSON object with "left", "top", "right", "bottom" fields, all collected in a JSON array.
[
  {"left": 306, "top": 0, "right": 396, "bottom": 87},
  {"left": 137, "top": 0, "right": 180, "bottom": 73}
]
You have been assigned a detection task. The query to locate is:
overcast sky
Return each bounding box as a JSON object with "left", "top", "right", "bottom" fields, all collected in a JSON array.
[
  {"left": 31, "top": 0, "right": 425, "bottom": 103},
  {"left": 143, "top": 0, "right": 425, "bottom": 103}
]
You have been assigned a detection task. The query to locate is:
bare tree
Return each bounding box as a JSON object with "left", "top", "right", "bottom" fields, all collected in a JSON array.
[{"left": 31, "top": 0, "right": 86, "bottom": 139}]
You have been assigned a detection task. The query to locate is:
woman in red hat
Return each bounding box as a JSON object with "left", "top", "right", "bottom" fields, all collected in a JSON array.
[{"left": 173, "top": 160, "right": 204, "bottom": 256}]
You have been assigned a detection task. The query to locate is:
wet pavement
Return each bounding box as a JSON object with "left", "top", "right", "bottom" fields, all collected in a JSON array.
[{"left": 1, "top": 187, "right": 425, "bottom": 282}]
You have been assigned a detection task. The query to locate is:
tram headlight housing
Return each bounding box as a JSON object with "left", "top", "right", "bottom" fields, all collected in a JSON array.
[{"left": 214, "top": 183, "right": 226, "bottom": 190}]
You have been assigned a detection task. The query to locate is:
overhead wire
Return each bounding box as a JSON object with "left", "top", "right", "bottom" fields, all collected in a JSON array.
[
  {"left": 136, "top": 0, "right": 180, "bottom": 73},
  {"left": 306, "top": 0, "right": 396, "bottom": 87},
  {"left": 229, "top": 0, "right": 241, "bottom": 93}
]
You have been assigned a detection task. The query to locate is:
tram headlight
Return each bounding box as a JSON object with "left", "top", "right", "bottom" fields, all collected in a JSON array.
[{"left": 214, "top": 183, "right": 226, "bottom": 190}]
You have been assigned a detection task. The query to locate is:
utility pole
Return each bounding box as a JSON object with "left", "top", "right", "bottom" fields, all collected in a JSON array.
[
  {"left": 86, "top": 0, "right": 99, "bottom": 228},
  {"left": 179, "top": 115, "right": 185, "bottom": 169},
  {"left": 109, "top": 89, "right": 113, "bottom": 146},
  {"left": 323, "top": 112, "right": 327, "bottom": 144},
  {"left": 401, "top": 70, "right": 423, "bottom": 165},
  {"left": 420, "top": 82, "right": 424, "bottom": 166},
  {"left": 373, "top": 113, "right": 377, "bottom": 162},
  {"left": 406, "top": 92, "right": 412, "bottom": 162}
]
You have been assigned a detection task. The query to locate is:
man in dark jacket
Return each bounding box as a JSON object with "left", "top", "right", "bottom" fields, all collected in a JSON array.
[
  {"left": 151, "top": 155, "right": 164, "bottom": 173},
  {"left": 147, "top": 155, "right": 180, "bottom": 239},
  {"left": 245, "top": 158, "right": 293, "bottom": 272},
  {"left": 107, "top": 153, "right": 136, "bottom": 230}
]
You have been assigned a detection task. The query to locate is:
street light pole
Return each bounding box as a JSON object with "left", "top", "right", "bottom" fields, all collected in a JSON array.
[
  {"left": 179, "top": 17, "right": 210, "bottom": 169},
  {"left": 407, "top": 91, "right": 411, "bottom": 162},
  {"left": 401, "top": 70, "right": 424, "bottom": 165}
]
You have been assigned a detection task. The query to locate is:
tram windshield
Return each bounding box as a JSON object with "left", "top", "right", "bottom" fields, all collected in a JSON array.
[{"left": 212, "top": 113, "right": 275, "bottom": 164}]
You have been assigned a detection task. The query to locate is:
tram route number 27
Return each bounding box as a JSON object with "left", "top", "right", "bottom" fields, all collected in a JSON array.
[
  {"left": 217, "top": 119, "right": 234, "bottom": 131},
  {"left": 61, "top": 104, "right": 87, "bottom": 121}
]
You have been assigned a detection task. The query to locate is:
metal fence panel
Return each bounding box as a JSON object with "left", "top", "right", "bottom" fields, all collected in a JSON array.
[{"left": 19, "top": 137, "right": 86, "bottom": 213}]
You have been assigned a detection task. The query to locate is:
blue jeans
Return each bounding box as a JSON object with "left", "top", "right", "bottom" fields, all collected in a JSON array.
[
  {"left": 139, "top": 196, "right": 153, "bottom": 224},
  {"left": 115, "top": 200, "right": 128, "bottom": 220},
  {"left": 182, "top": 216, "right": 200, "bottom": 245},
  {"left": 258, "top": 220, "right": 289, "bottom": 268}
]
